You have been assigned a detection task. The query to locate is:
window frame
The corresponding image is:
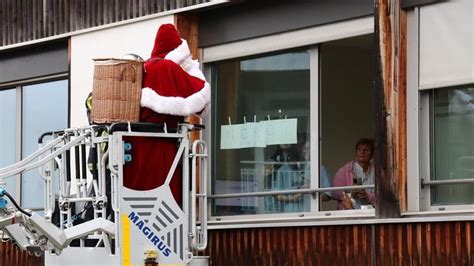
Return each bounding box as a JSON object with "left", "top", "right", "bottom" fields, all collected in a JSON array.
[
  {"left": 0, "top": 74, "right": 69, "bottom": 211},
  {"left": 418, "top": 89, "right": 474, "bottom": 212},
  {"left": 202, "top": 16, "right": 376, "bottom": 222},
  {"left": 0, "top": 86, "right": 21, "bottom": 203},
  {"left": 406, "top": 7, "right": 474, "bottom": 213}
]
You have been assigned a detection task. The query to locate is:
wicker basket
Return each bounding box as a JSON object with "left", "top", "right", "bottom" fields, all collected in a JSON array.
[{"left": 91, "top": 58, "right": 143, "bottom": 124}]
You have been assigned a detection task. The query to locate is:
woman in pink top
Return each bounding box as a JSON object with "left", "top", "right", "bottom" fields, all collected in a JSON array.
[{"left": 332, "top": 138, "right": 376, "bottom": 210}]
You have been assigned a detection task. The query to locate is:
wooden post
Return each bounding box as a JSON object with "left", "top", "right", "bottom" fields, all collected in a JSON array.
[
  {"left": 174, "top": 12, "right": 203, "bottom": 200},
  {"left": 175, "top": 13, "right": 201, "bottom": 140},
  {"left": 374, "top": 0, "right": 407, "bottom": 217},
  {"left": 398, "top": 10, "right": 407, "bottom": 212},
  {"left": 175, "top": 13, "right": 199, "bottom": 60}
]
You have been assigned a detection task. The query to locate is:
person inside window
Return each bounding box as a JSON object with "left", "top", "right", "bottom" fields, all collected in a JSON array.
[
  {"left": 271, "top": 140, "right": 332, "bottom": 213},
  {"left": 264, "top": 144, "right": 299, "bottom": 185},
  {"left": 299, "top": 141, "right": 331, "bottom": 202},
  {"left": 264, "top": 143, "right": 299, "bottom": 212},
  {"left": 332, "top": 138, "right": 376, "bottom": 210}
]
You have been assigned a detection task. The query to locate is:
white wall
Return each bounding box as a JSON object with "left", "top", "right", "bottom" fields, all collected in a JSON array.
[{"left": 70, "top": 15, "right": 174, "bottom": 127}]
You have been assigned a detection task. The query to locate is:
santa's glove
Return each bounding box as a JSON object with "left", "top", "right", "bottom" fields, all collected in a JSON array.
[{"left": 197, "top": 103, "right": 210, "bottom": 118}]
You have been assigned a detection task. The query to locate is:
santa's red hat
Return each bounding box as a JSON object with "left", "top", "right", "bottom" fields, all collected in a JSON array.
[
  {"left": 151, "top": 24, "right": 183, "bottom": 59},
  {"left": 140, "top": 23, "right": 210, "bottom": 117}
]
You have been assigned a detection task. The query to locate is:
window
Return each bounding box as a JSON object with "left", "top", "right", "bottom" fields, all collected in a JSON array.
[
  {"left": 0, "top": 88, "right": 17, "bottom": 199},
  {"left": 207, "top": 32, "right": 376, "bottom": 220},
  {"left": 407, "top": 3, "right": 473, "bottom": 212},
  {"left": 420, "top": 85, "right": 474, "bottom": 208},
  {"left": 211, "top": 50, "right": 313, "bottom": 217},
  {"left": 21, "top": 80, "right": 69, "bottom": 209},
  {"left": 0, "top": 80, "right": 69, "bottom": 210}
]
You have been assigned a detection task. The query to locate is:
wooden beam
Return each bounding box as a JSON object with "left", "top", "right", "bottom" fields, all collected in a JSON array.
[
  {"left": 175, "top": 13, "right": 199, "bottom": 59},
  {"left": 375, "top": 0, "right": 407, "bottom": 218},
  {"left": 398, "top": 10, "right": 407, "bottom": 212},
  {"left": 175, "top": 13, "right": 201, "bottom": 139},
  {"left": 175, "top": 13, "right": 203, "bottom": 198}
]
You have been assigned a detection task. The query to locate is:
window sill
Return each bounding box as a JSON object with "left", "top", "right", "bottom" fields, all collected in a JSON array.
[
  {"left": 207, "top": 210, "right": 474, "bottom": 230},
  {"left": 402, "top": 209, "right": 474, "bottom": 217}
]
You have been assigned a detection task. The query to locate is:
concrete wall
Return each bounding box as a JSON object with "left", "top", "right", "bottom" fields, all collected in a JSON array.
[{"left": 70, "top": 15, "right": 174, "bottom": 127}]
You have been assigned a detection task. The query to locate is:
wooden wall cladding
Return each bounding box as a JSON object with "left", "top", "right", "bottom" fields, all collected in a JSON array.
[
  {"left": 0, "top": 241, "right": 43, "bottom": 266},
  {"left": 0, "top": 0, "right": 209, "bottom": 47},
  {"left": 204, "top": 221, "right": 473, "bottom": 266},
  {"left": 0, "top": 221, "right": 471, "bottom": 265}
]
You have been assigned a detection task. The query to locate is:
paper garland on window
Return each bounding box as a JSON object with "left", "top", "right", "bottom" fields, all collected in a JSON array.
[{"left": 220, "top": 118, "right": 298, "bottom": 149}]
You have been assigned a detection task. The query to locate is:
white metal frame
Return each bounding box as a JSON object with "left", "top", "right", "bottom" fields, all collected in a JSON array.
[
  {"left": 406, "top": 8, "right": 421, "bottom": 212},
  {"left": 419, "top": 91, "right": 474, "bottom": 212},
  {"left": 202, "top": 16, "right": 377, "bottom": 223},
  {"left": 110, "top": 124, "right": 208, "bottom": 264},
  {"left": 310, "top": 46, "right": 320, "bottom": 214},
  {"left": 0, "top": 123, "right": 209, "bottom": 265},
  {"left": 15, "top": 85, "right": 22, "bottom": 202}
]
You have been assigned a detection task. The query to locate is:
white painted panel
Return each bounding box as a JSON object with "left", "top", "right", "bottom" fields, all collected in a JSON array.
[
  {"left": 406, "top": 9, "right": 420, "bottom": 212},
  {"left": 202, "top": 16, "right": 373, "bottom": 63},
  {"left": 419, "top": 0, "right": 474, "bottom": 90},
  {"left": 70, "top": 15, "right": 174, "bottom": 127},
  {"left": 45, "top": 248, "right": 119, "bottom": 265}
]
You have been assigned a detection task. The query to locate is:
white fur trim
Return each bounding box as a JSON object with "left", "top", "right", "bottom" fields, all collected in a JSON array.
[
  {"left": 185, "top": 59, "right": 205, "bottom": 80},
  {"left": 164, "top": 39, "right": 205, "bottom": 80},
  {"left": 165, "top": 39, "right": 190, "bottom": 65},
  {"left": 140, "top": 82, "right": 211, "bottom": 116}
]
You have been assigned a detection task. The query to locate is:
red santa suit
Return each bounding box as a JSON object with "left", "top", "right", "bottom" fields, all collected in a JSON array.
[{"left": 123, "top": 24, "right": 210, "bottom": 205}]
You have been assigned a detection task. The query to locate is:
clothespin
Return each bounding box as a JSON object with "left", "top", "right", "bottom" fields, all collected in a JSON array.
[
  {"left": 228, "top": 116, "right": 232, "bottom": 125},
  {"left": 254, "top": 115, "right": 257, "bottom": 123},
  {"left": 267, "top": 115, "right": 271, "bottom": 121},
  {"left": 244, "top": 116, "right": 247, "bottom": 124},
  {"left": 278, "top": 109, "right": 282, "bottom": 119}
]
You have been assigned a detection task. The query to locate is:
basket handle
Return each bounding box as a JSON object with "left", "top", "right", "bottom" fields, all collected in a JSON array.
[{"left": 119, "top": 65, "right": 136, "bottom": 83}]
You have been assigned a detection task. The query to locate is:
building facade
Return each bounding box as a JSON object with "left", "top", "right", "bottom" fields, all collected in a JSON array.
[{"left": 0, "top": 0, "right": 473, "bottom": 265}]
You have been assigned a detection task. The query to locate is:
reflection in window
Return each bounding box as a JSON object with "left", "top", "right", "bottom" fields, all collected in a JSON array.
[
  {"left": 431, "top": 86, "right": 474, "bottom": 205},
  {"left": 213, "top": 51, "right": 311, "bottom": 216},
  {"left": 0, "top": 88, "right": 17, "bottom": 199},
  {"left": 21, "top": 80, "right": 68, "bottom": 209}
]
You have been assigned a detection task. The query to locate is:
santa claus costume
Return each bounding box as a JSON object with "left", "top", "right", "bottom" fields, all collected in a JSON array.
[{"left": 123, "top": 24, "right": 210, "bottom": 205}]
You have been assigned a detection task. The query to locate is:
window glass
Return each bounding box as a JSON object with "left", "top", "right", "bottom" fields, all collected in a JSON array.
[
  {"left": 21, "top": 80, "right": 68, "bottom": 209},
  {"left": 212, "top": 51, "right": 311, "bottom": 216},
  {"left": 320, "top": 35, "right": 375, "bottom": 211},
  {"left": 0, "top": 88, "right": 17, "bottom": 199},
  {"left": 431, "top": 86, "right": 474, "bottom": 205}
]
